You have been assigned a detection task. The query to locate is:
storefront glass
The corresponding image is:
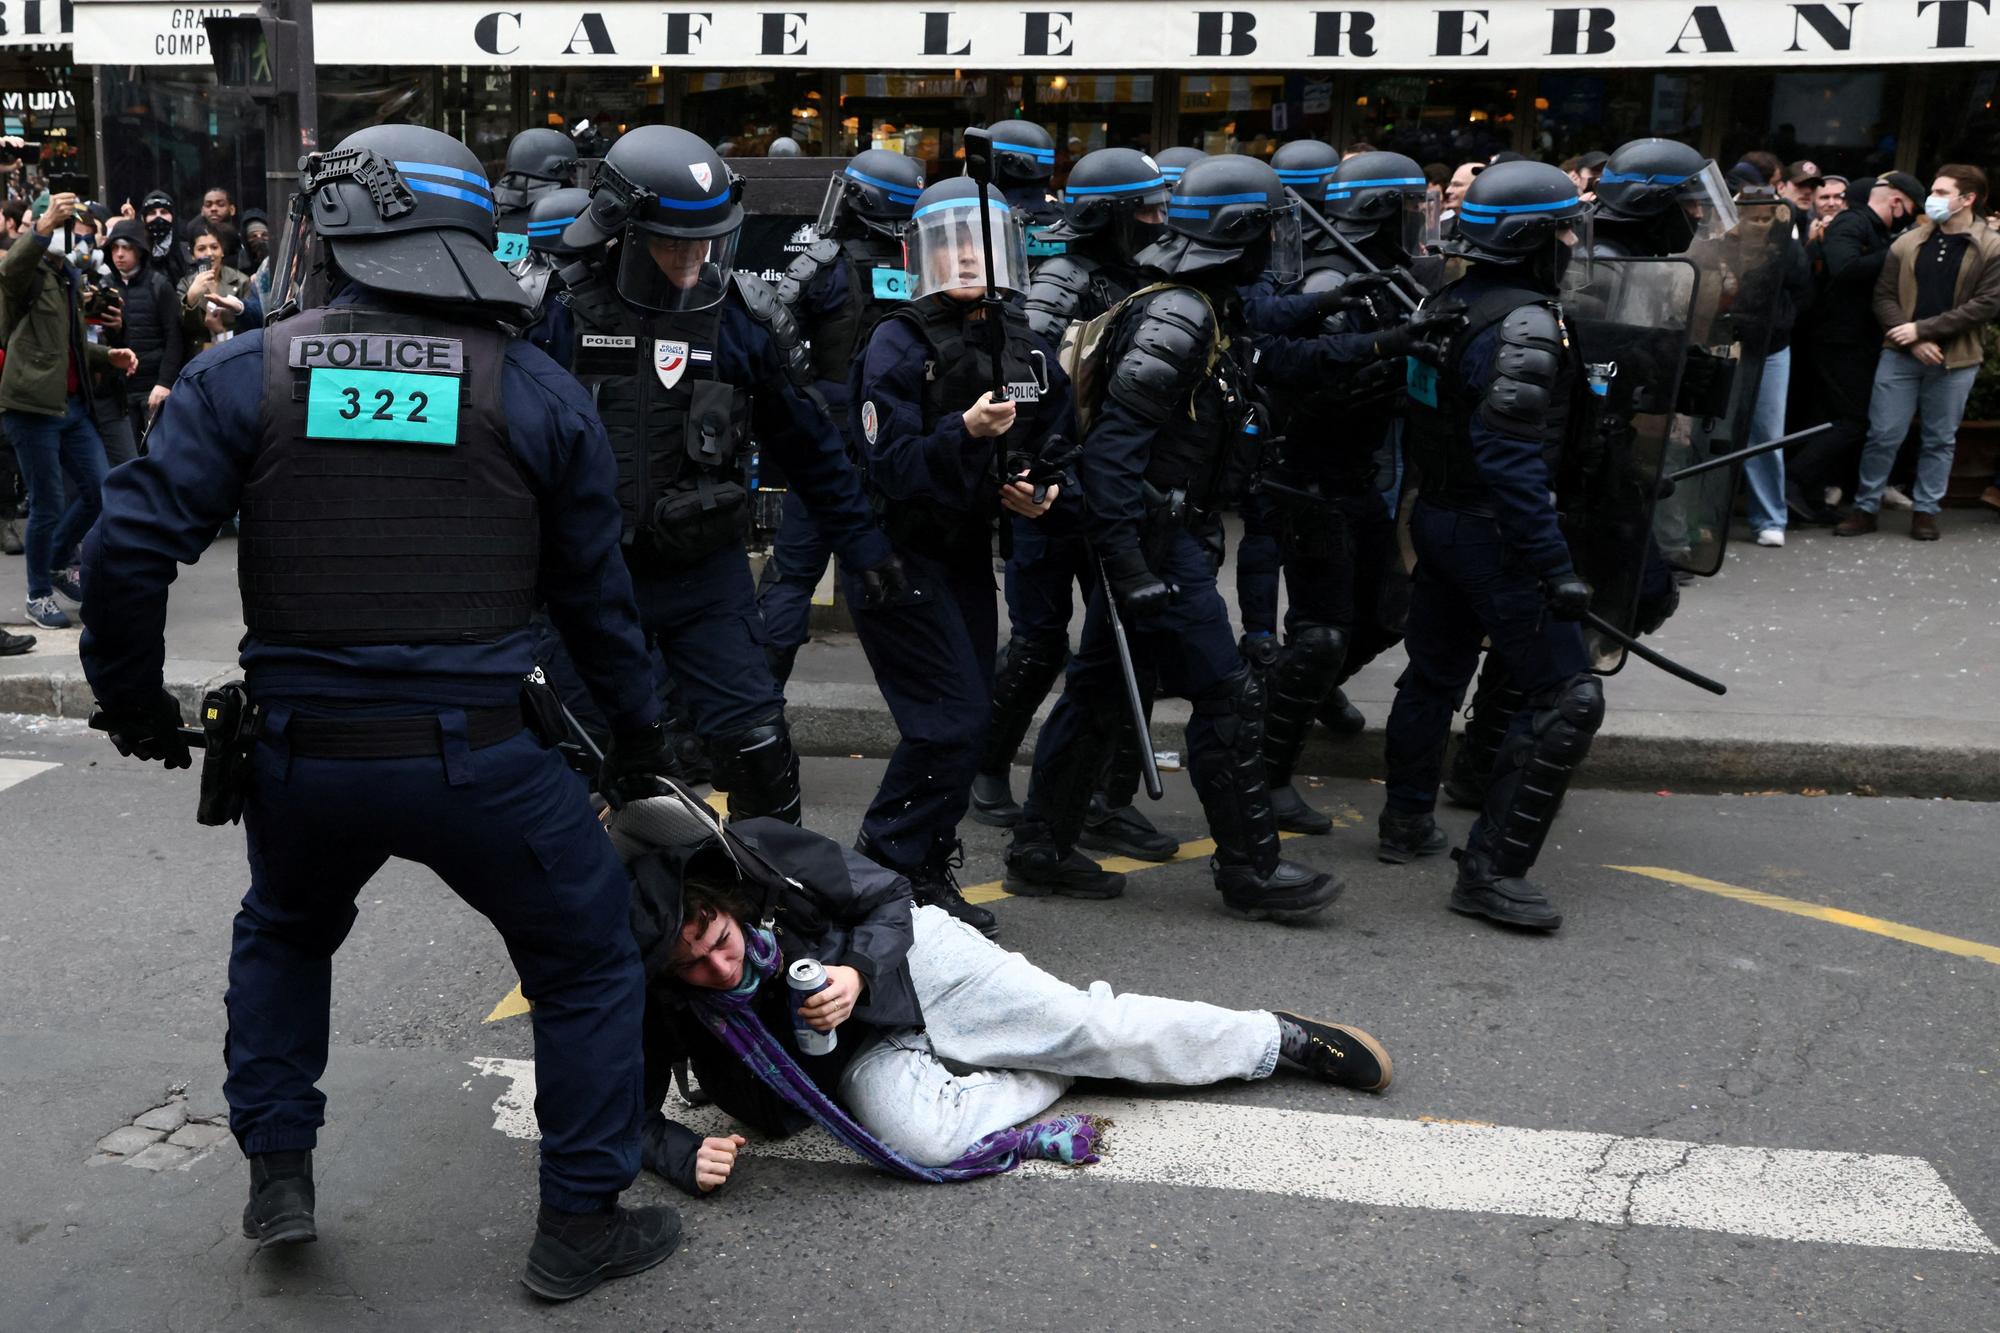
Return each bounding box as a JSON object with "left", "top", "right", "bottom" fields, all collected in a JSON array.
[
  {"left": 1347, "top": 75, "right": 1518, "bottom": 170},
  {"left": 97, "top": 68, "right": 266, "bottom": 215},
  {"left": 526, "top": 68, "right": 666, "bottom": 146},
  {"left": 1915, "top": 67, "right": 2000, "bottom": 176},
  {"left": 1175, "top": 74, "right": 1333, "bottom": 159},
  {"left": 443, "top": 66, "right": 518, "bottom": 178},
  {"left": 321, "top": 67, "right": 436, "bottom": 153},
  {"left": 834, "top": 74, "right": 991, "bottom": 179},
  {"left": 1533, "top": 72, "right": 1708, "bottom": 164},
  {"left": 1721, "top": 69, "right": 1904, "bottom": 178},
  {"left": 684, "top": 71, "right": 829, "bottom": 157},
  {"left": 1010, "top": 73, "right": 1156, "bottom": 181}
]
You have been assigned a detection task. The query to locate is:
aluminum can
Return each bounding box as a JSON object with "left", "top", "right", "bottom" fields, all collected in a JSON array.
[{"left": 786, "top": 957, "right": 837, "bottom": 1056}]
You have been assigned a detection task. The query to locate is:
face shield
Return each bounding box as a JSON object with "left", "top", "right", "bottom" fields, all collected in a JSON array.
[
  {"left": 905, "top": 194, "right": 1028, "bottom": 300},
  {"left": 1266, "top": 204, "right": 1305, "bottom": 285},
  {"left": 1680, "top": 161, "right": 1740, "bottom": 244},
  {"left": 1396, "top": 194, "right": 1431, "bottom": 257},
  {"left": 814, "top": 176, "right": 847, "bottom": 236},
  {"left": 615, "top": 227, "right": 741, "bottom": 313}
]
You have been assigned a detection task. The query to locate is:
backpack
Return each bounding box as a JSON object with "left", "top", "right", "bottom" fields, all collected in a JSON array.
[{"left": 1057, "top": 281, "right": 1223, "bottom": 435}]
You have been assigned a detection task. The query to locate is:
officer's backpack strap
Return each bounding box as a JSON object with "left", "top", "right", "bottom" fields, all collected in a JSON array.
[
  {"left": 1099, "top": 283, "right": 1222, "bottom": 426},
  {"left": 733, "top": 270, "right": 815, "bottom": 394},
  {"left": 776, "top": 237, "right": 840, "bottom": 310},
  {"left": 1023, "top": 253, "right": 1097, "bottom": 343},
  {"left": 560, "top": 258, "right": 628, "bottom": 333},
  {"left": 1480, "top": 300, "right": 1570, "bottom": 440}
]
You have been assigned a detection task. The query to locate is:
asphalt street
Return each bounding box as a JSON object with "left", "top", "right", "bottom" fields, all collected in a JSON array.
[{"left": 2, "top": 714, "right": 1995, "bottom": 1331}]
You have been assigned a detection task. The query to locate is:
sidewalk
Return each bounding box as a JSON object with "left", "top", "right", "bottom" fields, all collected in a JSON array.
[{"left": 6, "top": 516, "right": 1999, "bottom": 797}]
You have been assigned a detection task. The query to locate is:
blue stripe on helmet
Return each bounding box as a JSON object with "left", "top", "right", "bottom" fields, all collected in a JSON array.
[
  {"left": 528, "top": 217, "right": 579, "bottom": 233},
  {"left": 912, "top": 196, "right": 1011, "bottom": 219},
  {"left": 1159, "top": 166, "right": 1188, "bottom": 181},
  {"left": 1333, "top": 175, "right": 1427, "bottom": 190},
  {"left": 394, "top": 161, "right": 492, "bottom": 194},
  {"left": 1275, "top": 167, "right": 1338, "bottom": 182},
  {"left": 993, "top": 141, "right": 1057, "bottom": 163},
  {"left": 1063, "top": 176, "right": 1169, "bottom": 199},
  {"left": 652, "top": 191, "right": 727, "bottom": 211},
  {"left": 843, "top": 165, "right": 923, "bottom": 204},
  {"left": 1166, "top": 206, "right": 1209, "bottom": 219},
  {"left": 407, "top": 179, "right": 494, "bottom": 209},
  {"left": 1598, "top": 169, "right": 1694, "bottom": 186},
  {"left": 1459, "top": 197, "right": 1581, "bottom": 216},
  {"left": 1172, "top": 192, "right": 1273, "bottom": 205}
]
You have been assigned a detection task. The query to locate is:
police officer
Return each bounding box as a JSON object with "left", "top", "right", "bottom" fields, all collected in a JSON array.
[
  {"left": 494, "top": 127, "right": 582, "bottom": 261},
  {"left": 1006, "top": 155, "right": 1342, "bottom": 919},
  {"left": 514, "top": 185, "right": 593, "bottom": 369},
  {"left": 980, "top": 120, "right": 1064, "bottom": 238},
  {"left": 761, "top": 149, "right": 926, "bottom": 685},
  {"left": 559, "top": 125, "right": 903, "bottom": 825},
  {"left": 973, "top": 146, "right": 1178, "bottom": 861},
  {"left": 1153, "top": 147, "right": 1208, "bottom": 186},
  {"left": 846, "top": 175, "right": 1077, "bottom": 935},
  {"left": 1381, "top": 160, "right": 1601, "bottom": 932},
  {"left": 1241, "top": 146, "right": 1451, "bottom": 838},
  {"left": 77, "top": 126, "right": 678, "bottom": 1299}
]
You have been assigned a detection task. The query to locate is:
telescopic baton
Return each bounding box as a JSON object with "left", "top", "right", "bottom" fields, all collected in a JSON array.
[
  {"left": 1664, "top": 423, "right": 1832, "bottom": 485},
  {"left": 1584, "top": 612, "right": 1727, "bottom": 696},
  {"left": 959, "top": 128, "right": 1011, "bottom": 400},
  {"left": 1098, "top": 562, "right": 1166, "bottom": 802}
]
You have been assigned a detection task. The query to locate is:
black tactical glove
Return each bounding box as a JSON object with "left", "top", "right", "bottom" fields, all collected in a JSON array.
[
  {"left": 91, "top": 689, "right": 193, "bottom": 769},
  {"left": 1543, "top": 573, "right": 1593, "bottom": 622},
  {"left": 1100, "top": 546, "right": 1170, "bottom": 622},
  {"left": 1372, "top": 308, "right": 1465, "bottom": 362},
  {"left": 858, "top": 553, "right": 914, "bottom": 609},
  {"left": 601, "top": 719, "right": 672, "bottom": 808},
  {"left": 1312, "top": 269, "right": 1397, "bottom": 316}
]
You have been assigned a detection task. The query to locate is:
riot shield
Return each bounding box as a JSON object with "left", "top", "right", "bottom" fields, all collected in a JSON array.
[
  {"left": 1560, "top": 255, "right": 1698, "bottom": 672},
  {"left": 1655, "top": 198, "right": 1788, "bottom": 576}
]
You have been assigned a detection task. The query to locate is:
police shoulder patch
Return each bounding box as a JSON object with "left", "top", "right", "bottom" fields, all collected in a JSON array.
[{"left": 861, "top": 400, "right": 880, "bottom": 445}]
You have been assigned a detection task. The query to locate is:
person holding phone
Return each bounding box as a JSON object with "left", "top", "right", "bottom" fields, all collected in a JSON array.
[{"left": 176, "top": 219, "right": 253, "bottom": 355}]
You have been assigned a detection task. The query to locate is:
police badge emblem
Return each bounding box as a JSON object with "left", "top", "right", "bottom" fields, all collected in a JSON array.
[
  {"left": 655, "top": 340, "right": 690, "bottom": 389},
  {"left": 689, "top": 162, "right": 714, "bottom": 192},
  {"left": 861, "top": 400, "right": 880, "bottom": 444}
]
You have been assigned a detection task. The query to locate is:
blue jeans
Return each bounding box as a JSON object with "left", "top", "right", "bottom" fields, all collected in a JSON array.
[
  {"left": 1741, "top": 345, "right": 1791, "bottom": 533},
  {"left": 1853, "top": 350, "right": 1981, "bottom": 515},
  {"left": 5, "top": 397, "right": 108, "bottom": 598}
]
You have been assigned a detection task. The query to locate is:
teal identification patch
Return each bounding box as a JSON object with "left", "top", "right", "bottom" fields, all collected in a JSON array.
[
  {"left": 1406, "top": 356, "right": 1439, "bottom": 409},
  {"left": 493, "top": 231, "right": 530, "bottom": 264},
  {"left": 870, "top": 266, "right": 914, "bottom": 301},
  {"left": 1024, "top": 227, "right": 1066, "bottom": 258},
  {"left": 307, "top": 369, "right": 461, "bottom": 447}
]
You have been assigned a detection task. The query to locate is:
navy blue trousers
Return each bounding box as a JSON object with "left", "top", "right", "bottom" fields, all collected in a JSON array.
[
  {"left": 842, "top": 549, "right": 996, "bottom": 871},
  {"left": 1234, "top": 490, "right": 1282, "bottom": 639},
  {"left": 225, "top": 708, "right": 643, "bottom": 1212},
  {"left": 1003, "top": 515, "right": 1093, "bottom": 642},
  {"left": 633, "top": 542, "right": 787, "bottom": 737},
  {"left": 758, "top": 490, "right": 832, "bottom": 687},
  {"left": 1383, "top": 502, "right": 1591, "bottom": 817}
]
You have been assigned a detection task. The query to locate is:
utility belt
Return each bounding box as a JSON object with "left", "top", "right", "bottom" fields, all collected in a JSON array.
[{"left": 280, "top": 706, "right": 524, "bottom": 759}]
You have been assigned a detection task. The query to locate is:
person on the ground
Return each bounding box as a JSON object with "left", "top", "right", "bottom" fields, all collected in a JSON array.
[
  {"left": 101, "top": 217, "right": 183, "bottom": 451},
  {"left": 617, "top": 797, "right": 1390, "bottom": 1193},
  {"left": 1382, "top": 161, "right": 1600, "bottom": 933},
  {"left": 76, "top": 125, "right": 681, "bottom": 1302},
  {"left": 762, "top": 149, "right": 926, "bottom": 686},
  {"left": 1835, "top": 165, "right": 2000, "bottom": 541},
  {"left": 0, "top": 189, "right": 137, "bottom": 629},
  {"left": 556, "top": 124, "right": 902, "bottom": 826},
  {"left": 973, "top": 145, "right": 1179, "bottom": 863},
  {"left": 177, "top": 219, "right": 254, "bottom": 356},
  {"left": 1005, "top": 155, "right": 1344, "bottom": 920}
]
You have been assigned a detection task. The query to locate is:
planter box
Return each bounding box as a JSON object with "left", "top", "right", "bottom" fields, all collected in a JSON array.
[{"left": 1948, "top": 420, "right": 2000, "bottom": 506}]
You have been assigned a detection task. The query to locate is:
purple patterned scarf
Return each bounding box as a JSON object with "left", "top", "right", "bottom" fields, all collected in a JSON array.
[{"left": 686, "top": 925, "right": 1100, "bottom": 1181}]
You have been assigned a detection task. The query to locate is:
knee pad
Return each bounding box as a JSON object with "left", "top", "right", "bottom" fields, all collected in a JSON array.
[
  {"left": 1275, "top": 626, "right": 1347, "bottom": 691},
  {"left": 1548, "top": 672, "right": 1605, "bottom": 737},
  {"left": 1192, "top": 667, "right": 1263, "bottom": 746}
]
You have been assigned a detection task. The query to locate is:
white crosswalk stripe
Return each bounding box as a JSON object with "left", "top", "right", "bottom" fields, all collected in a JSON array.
[
  {"left": 0, "top": 758, "right": 58, "bottom": 795},
  {"left": 465, "top": 1057, "right": 1994, "bottom": 1254}
]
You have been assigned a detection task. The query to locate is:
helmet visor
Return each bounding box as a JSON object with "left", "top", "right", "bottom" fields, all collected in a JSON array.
[
  {"left": 1681, "top": 161, "right": 1740, "bottom": 243},
  {"left": 814, "top": 175, "right": 846, "bottom": 236},
  {"left": 1266, "top": 204, "right": 1305, "bottom": 286},
  {"left": 906, "top": 193, "right": 1028, "bottom": 299},
  {"left": 615, "top": 226, "right": 741, "bottom": 313},
  {"left": 1398, "top": 195, "right": 1431, "bottom": 258}
]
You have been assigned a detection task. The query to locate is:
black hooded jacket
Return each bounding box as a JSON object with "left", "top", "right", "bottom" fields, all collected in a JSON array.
[{"left": 105, "top": 218, "right": 185, "bottom": 395}]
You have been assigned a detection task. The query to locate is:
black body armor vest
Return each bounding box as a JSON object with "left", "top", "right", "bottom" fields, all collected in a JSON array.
[
  {"left": 567, "top": 272, "right": 753, "bottom": 573},
  {"left": 790, "top": 237, "right": 911, "bottom": 384},
  {"left": 242, "top": 305, "right": 537, "bottom": 645},
  {"left": 1269, "top": 247, "right": 1403, "bottom": 493},
  {"left": 1109, "top": 286, "right": 1252, "bottom": 516}
]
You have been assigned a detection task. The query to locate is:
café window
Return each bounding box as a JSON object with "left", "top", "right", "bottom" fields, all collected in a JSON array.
[
  {"left": 1347, "top": 75, "right": 1518, "bottom": 171},
  {"left": 684, "top": 71, "right": 830, "bottom": 157},
  {"left": 442, "top": 66, "right": 517, "bottom": 178},
  {"left": 98, "top": 68, "right": 267, "bottom": 217},
  {"left": 1720, "top": 69, "right": 1905, "bottom": 180},
  {"left": 1175, "top": 75, "right": 1333, "bottom": 159},
  {"left": 835, "top": 74, "right": 991, "bottom": 181},
  {"left": 321, "top": 67, "right": 437, "bottom": 152},
  {"left": 1007, "top": 73, "right": 1157, "bottom": 184},
  {"left": 1913, "top": 66, "right": 1999, "bottom": 177},
  {"left": 1534, "top": 72, "right": 1708, "bottom": 165}
]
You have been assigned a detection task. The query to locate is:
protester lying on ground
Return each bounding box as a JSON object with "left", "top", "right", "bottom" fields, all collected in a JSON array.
[{"left": 609, "top": 785, "right": 1392, "bottom": 1195}]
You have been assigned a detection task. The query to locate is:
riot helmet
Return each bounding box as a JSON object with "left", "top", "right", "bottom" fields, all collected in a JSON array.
[
  {"left": 816, "top": 149, "right": 925, "bottom": 239},
  {"left": 905, "top": 176, "right": 1029, "bottom": 301},
  {"left": 1271, "top": 139, "right": 1342, "bottom": 207},
  {"left": 1453, "top": 159, "right": 1586, "bottom": 290},
  {"left": 566, "top": 124, "right": 745, "bottom": 314},
  {"left": 1154, "top": 148, "right": 1208, "bottom": 185},
  {"left": 300, "top": 124, "right": 531, "bottom": 321},
  {"left": 768, "top": 136, "right": 803, "bottom": 158},
  {"left": 1592, "top": 138, "right": 1737, "bottom": 249},
  {"left": 526, "top": 186, "right": 592, "bottom": 258},
  {"left": 979, "top": 121, "right": 1056, "bottom": 189},
  {"left": 1135, "top": 154, "right": 1302, "bottom": 283},
  {"left": 495, "top": 128, "right": 581, "bottom": 212},
  {"left": 1041, "top": 147, "right": 1171, "bottom": 259},
  {"left": 1327, "top": 150, "right": 1432, "bottom": 259}
]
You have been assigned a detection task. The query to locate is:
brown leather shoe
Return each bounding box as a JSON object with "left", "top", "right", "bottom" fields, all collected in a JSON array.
[
  {"left": 1911, "top": 512, "right": 1940, "bottom": 541},
  {"left": 1832, "top": 509, "right": 1878, "bottom": 537}
]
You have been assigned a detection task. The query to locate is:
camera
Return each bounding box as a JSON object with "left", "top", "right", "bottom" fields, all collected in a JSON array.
[{"left": 83, "top": 282, "right": 124, "bottom": 323}]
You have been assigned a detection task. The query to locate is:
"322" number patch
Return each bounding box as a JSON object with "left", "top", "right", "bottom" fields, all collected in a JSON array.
[{"left": 306, "top": 369, "right": 461, "bottom": 447}]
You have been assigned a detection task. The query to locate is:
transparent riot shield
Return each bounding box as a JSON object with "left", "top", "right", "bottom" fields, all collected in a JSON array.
[
  {"left": 1655, "top": 198, "right": 1788, "bottom": 577},
  {"left": 1560, "top": 255, "right": 1699, "bottom": 672}
]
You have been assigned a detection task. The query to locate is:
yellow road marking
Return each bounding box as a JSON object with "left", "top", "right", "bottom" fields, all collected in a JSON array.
[
  {"left": 1609, "top": 865, "right": 2000, "bottom": 967},
  {"left": 485, "top": 798, "right": 1361, "bottom": 1020}
]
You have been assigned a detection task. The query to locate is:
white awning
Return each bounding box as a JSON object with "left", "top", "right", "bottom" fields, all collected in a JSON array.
[{"left": 68, "top": 0, "right": 2000, "bottom": 68}]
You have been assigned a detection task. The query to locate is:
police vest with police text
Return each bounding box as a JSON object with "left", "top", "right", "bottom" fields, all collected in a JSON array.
[{"left": 242, "top": 305, "right": 537, "bottom": 645}]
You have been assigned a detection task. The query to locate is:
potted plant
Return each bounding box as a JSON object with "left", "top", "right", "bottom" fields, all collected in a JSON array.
[{"left": 1949, "top": 325, "right": 2000, "bottom": 506}]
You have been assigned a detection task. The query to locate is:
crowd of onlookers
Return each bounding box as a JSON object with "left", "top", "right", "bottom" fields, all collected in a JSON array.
[{"left": 0, "top": 142, "right": 276, "bottom": 655}]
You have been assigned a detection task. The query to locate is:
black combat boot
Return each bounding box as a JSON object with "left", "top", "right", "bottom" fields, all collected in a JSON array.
[
  {"left": 911, "top": 839, "right": 999, "bottom": 937},
  {"left": 1004, "top": 834, "right": 1127, "bottom": 899},
  {"left": 1449, "top": 847, "right": 1563, "bottom": 931},
  {"left": 1377, "top": 809, "right": 1450, "bottom": 865},
  {"left": 1078, "top": 792, "right": 1179, "bottom": 861},
  {"left": 241, "top": 1150, "right": 317, "bottom": 1248},
  {"left": 521, "top": 1203, "right": 683, "bottom": 1302}
]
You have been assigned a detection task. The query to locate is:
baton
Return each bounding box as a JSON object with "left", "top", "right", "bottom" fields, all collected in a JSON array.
[
  {"left": 1664, "top": 422, "right": 1832, "bottom": 484},
  {"left": 1584, "top": 612, "right": 1727, "bottom": 696},
  {"left": 1285, "top": 187, "right": 1423, "bottom": 316},
  {"left": 960, "top": 127, "right": 1011, "bottom": 400},
  {"left": 1098, "top": 561, "right": 1165, "bottom": 801}
]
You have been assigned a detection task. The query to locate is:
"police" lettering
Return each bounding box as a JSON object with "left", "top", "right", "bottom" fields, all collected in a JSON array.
[{"left": 290, "top": 335, "right": 466, "bottom": 375}]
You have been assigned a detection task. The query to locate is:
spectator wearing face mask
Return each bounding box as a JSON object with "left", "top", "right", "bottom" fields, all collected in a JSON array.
[
  {"left": 138, "top": 190, "right": 191, "bottom": 287},
  {"left": 101, "top": 217, "right": 183, "bottom": 448},
  {"left": 1784, "top": 172, "right": 1925, "bottom": 524},
  {"left": 238, "top": 208, "right": 275, "bottom": 306},
  {"left": 1835, "top": 166, "right": 2000, "bottom": 541}
]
